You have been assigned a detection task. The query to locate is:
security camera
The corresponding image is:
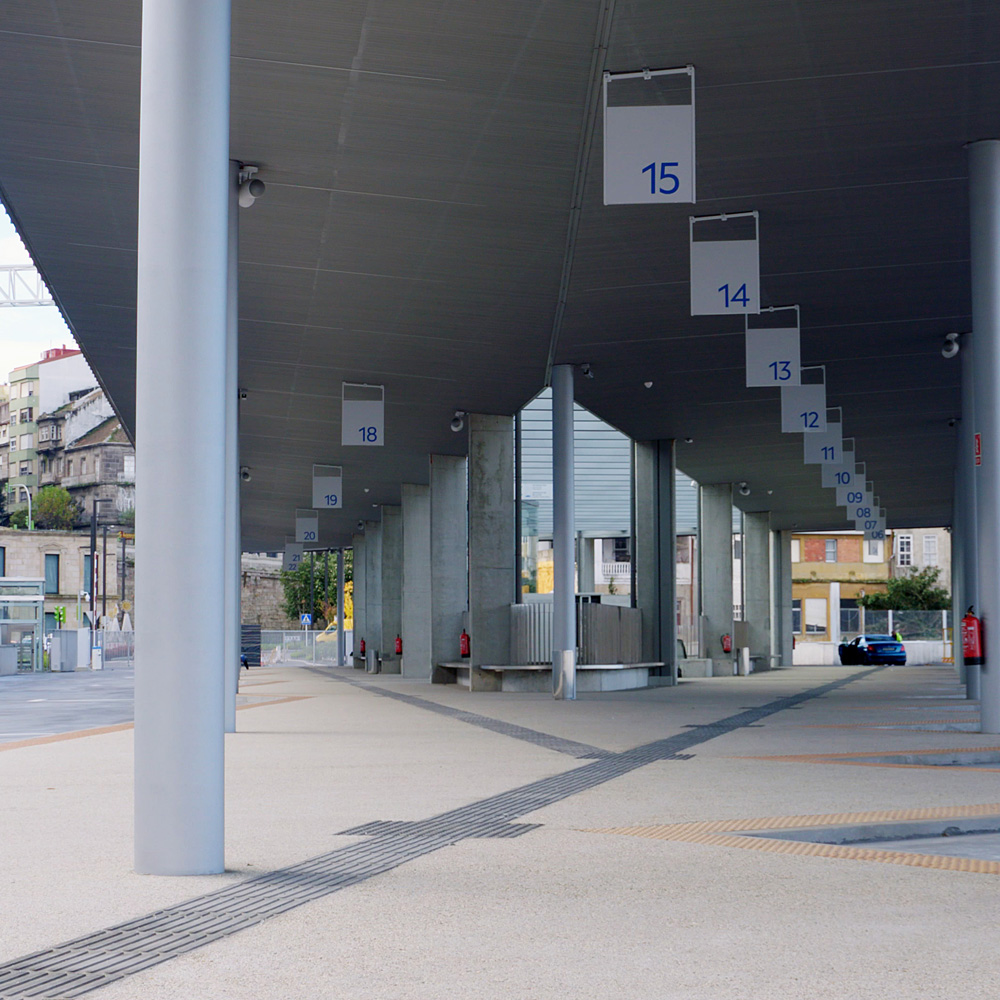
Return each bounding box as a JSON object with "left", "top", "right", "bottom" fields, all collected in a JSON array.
[
  {"left": 238, "top": 387, "right": 248, "bottom": 400},
  {"left": 942, "top": 332, "right": 960, "bottom": 359},
  {"left": 948, "top": 417, "right": 959, "bottom": 428},
  {"left": 738, "top": 482, "right": 751, "bottom": 497},
  {"left": 450, "top": 410, "right": 466, "bottom": 433},
  {"left": 238, "top": 176, "right": 265, "bottom": 208},
  {"left": 356, "top": 520, "right": 365, "bottom": 531},
  {"left": 240, "top": 466, "right": 251, "bottom": 482},
  {"left": 581, "top": 363, "right": 594, "bottom": 379}
]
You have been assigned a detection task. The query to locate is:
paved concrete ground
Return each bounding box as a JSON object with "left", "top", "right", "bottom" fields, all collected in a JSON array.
[
  {"left": 0, "top": 669, "right": 134, "bottom": 743},
  {"left": 3, "top": 663, "right": 1000, "bottom": 999}
]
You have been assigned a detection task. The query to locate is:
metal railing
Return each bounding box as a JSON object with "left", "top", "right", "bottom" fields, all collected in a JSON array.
[{"left": 260, "top": 629, "right": 353, "bottom": 665}]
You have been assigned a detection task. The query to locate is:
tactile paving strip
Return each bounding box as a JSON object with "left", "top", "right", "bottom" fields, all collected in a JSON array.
[
  {"left": 311, "top": 667, "right": 613, "bottom": 759},
  {"left": 586, "top": 803, "right": 1000, "bottom": 876},
  {"left": 0, "top": 666, "right": 878, "bottom": 999}
]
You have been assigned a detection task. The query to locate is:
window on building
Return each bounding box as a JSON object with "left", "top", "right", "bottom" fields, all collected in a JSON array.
[
  {"left": 897, "top": 534, "right": 913, "bottom": 567},
  {"left": 81, "top": 458, "right": 87, "bottom": 475},
  {"left": 0, "top": 547, "right": 5, "bottom": 576},
  {"left": 38, "top": 459, "right": 46, "bottom": 474},
  {"left": 67, "top": 459, "right": 73, "bottom": 476},
  {"left": 825, "top": 539, "right": 838, "bottom": 563},
  {"left": 123, "top": 454, "right": 135, "bottom": 478},
  {"left": 791, "top": 539, "right": 801, "bottom": 562},
  {"left": 19, "top": 434, "right": 32, "bottom": 450},
  {"left": 18, "top": 461, "right": 32, "bottom": 476},
  {"left": 83, "top": 554, "right": 92, "bottom": 594},
  {"left": 923, "top": 535, "right": 938, "bottom": 566},
  {"left": 792, "top": 599, "right": 802, "bottom": 634},
  {"left": 21, "top": 382, "right": 34, "bottom": 397},
  {"left": 57, "top": 458, "right": 63, "bottom": 475},
  {"left": 613, "top": 537, "right": 630, "bottom": 562},
  {"left": 44, "top": 554, "right": 60, "bottom": 595},
  {"left": 733, "top": 537, "right": 743, "bottom": 560},
  {"left": 805, "top": 598, "right": 827, "bottom": 634},
  {"left": 20, "top": 407, "right": 32, "bottom": 423},
  {"left": 867, "top": 539, "right": 880, "bottom": 557}
]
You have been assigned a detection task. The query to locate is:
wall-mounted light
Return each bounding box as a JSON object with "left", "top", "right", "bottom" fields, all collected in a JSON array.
[
  {"left": 941, "top": 332, "right": 960, "bottom": 359},
  {"left": 738, "top": 482, "right": 751, "bottom": 496},
  {"left": 451, "top": 410, "right": 467, "bottom": 432}
]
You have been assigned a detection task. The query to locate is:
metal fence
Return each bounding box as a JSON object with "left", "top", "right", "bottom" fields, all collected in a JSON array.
[
  {"left": 839, "top": 609, "right": 950, "bottom": 641},
  {"left": 260, "top": 629, "right": 352, "bottom": 665},
  {"left": 99, "top": 628, "right": 135, "bottom": 667}
]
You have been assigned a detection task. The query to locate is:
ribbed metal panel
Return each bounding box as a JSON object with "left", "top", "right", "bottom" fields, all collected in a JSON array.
[{"left": 510, "top": 601, "right": 553, "bottom": 665}]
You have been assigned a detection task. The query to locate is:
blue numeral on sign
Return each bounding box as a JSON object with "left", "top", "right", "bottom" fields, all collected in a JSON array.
[
  {"left": 358, "top": 426, "right": 378, "bottom": 442},
  {"left": 718, "top": 283, "right": 749, "bottom": 308},
  {"left": 768, "top": 361, "right": 792, "bottom": 381},
  {"left": 836, "top": 471, "right": 851, "bottom": 485},
  {"left": 800, "top": 411, "right": 819, "bottom": 429},
  {"left": 641, "top": 162, "right": 680, "bottom": 195},
  {"left": 822, "top": 446, "right": 835, "bottom": 460},
  {"left": 324, "top": 494, "right": 338, "bottom": 506}
]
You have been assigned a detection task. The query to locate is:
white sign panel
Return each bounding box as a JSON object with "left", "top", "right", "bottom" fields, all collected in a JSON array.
[
  {"left": 282, "top": 541, "right": 304, "bottom": 573},
  {"left": 521, "top": 482, "right": 554, "bottom": 501},
  {"left": 746, "top": 326, "right": 801, "bottom": 387},
  {"left": 342, "top": 383, "right": 384, "bottom": 447},
  {"left": 804, "top": 423, "right": 842, "bottom": 464},
  {"left": 781, "top": 383, "right": 827, "bottom": 433},
  {"left": 604, "top": 103, "right": 694, "bottom": 205},
  {"left": 821, "top": 457, "right": 855, "bottom": 489},
  {"left": 690, "top": 237, "right": 760, "bottom": 316},
  {"left": 312, "top": 464, "right": 343, "bottom": 509},
  {"left": 849, "top": 498, "right": 877, "bottom": 525},
  {"left": 295, "top": 508, "right": 318, "bottom": 544},
  {"left": 836, "top": 483, "right": 867, "bottom": 508}
]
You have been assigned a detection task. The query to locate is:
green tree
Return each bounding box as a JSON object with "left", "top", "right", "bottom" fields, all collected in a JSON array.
[
  {"left": 0, "top": 488, "right": 7, "bottom": 527},
  {"left": 280, "top": 549, "right": 353, "bottom": 625},
  {"left": 33, "top": 486, "right": 81, "bottom": 530},
  {"left": 8, "top": 508, "right": 27, "bottom": 529},
  {"left": 857, "top": 566, "right": 950, "bottom": 610}
]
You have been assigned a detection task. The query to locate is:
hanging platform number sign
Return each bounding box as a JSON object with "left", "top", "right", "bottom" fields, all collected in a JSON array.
[
  {"left": 312, "top": 464, "right": 343, "bottom": 510},
  {"left": 690, "top": 212, "right": 760, "bottom": 316},
  {"left": 342, "top": 383, "right": 384, "bottom": 447},
  {"left": 745, "top": 305, "right": 800, "bottom": 387},
  {"left": 603, "top": 66, "right": 696, "bottom": 205},
  {"left": 835, "top": 473, "right": 868, "bottom": 508},
  {"left": 780, "top": 368, "right": 827, "bottom": 434},
  {"left": 803, "top": 422, "right": 843, "bottom": 465},
  {"left": 282, "top": 539, "right": 304, "bottom": 573},
  {"left": 295, "top": 508, "right": 319, "bottom": 544},
  {"left": 821, "top": 452, "right": 855, "bottom": 489},
  {"left": 849, "top": 493, "right": 877, "bottom": 525},
  {"left": 865, "top": 514, "right": 887, "bottom": 542}
]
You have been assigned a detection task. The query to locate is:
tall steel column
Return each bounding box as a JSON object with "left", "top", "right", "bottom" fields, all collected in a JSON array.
[
  {"left": 959, "top": 334, "right": 980, "bottom": 699},
  {"left": 134, "top": 0, "right": 230, "bottom": 874},
  {"left": 970, "top": 140, "right": 1000, "bottom": 732},
  {"left": 224, "top": 159, "right": 240, "bottom": 734},
  {"left": 337, "top": 548, "right": 346, "bottom": 667},
  {"left": 551, "top": 364, "right": 576, "bottom": 700}
]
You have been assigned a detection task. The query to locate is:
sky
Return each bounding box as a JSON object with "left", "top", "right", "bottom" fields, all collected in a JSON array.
[{"left": 0, "top": 204, "right": 78, "bottom": 382}]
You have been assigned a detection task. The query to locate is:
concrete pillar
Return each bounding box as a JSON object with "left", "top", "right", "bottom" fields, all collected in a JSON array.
[
  {"left": 552, "top": 364, "right": 577, "bottom": 699},
  {"left": 634, "top": 440, "right": 677, "bottom": 682},
  {"left": 364, "top": 520, "right": 383, "bottom": 661},
  {"left": 970, "top": 139, "right": 1000, "bottom": 731},
  {"left": 401, "top": 483, "right": 432, "bottom": 679},
  {"left": 700, "top": 484, "right": 734, "bottom": 676},
  {"left": 828, "top": 580, "right": 841, "bottom": 647},
  {"left": 744, "top": 511, "right": 771, "bottom": 670},
  {"left": 958, "top": 332, "right": 980, "bottom": 697},
  {"left": 577, "top": 534, "right": 596, "bottom": 594},
  {"left": 133, "top": 0, "right": 229, "bottom": 875},
  {"left": 430, "top": 455, "right": 468, "bottom": 682},
  {"left": 379, "top": 505, "right": 403, "bottom": 673},
  {"left": 468, "top": 414, "right": 514, "bottom": 692},
  {"left": 772, "top": 530, "right": 794, "bottom": 668},
  {"left": 224, "top": 160, "right": 240, "bottom": 734},
  {"left": 351, "top": 531, "right": 366, "bottom": 667}
]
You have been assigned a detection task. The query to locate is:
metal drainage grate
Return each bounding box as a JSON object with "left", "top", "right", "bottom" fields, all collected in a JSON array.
[{"left": 0, "top": 666, "right": 878, "bottom": 999}]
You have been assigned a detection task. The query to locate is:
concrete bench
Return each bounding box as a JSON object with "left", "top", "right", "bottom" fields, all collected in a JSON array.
[{"left": 435, "top": 661, "right": 666, "bottom": 693}]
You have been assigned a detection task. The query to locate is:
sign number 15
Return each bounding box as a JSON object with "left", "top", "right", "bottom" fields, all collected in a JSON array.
[{"left": 640, "top": 162, "right": 679, "bottom": 195}]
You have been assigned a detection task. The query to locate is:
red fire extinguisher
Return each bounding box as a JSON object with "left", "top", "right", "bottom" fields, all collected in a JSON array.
[
  {"left": 395, "top": 634, "right": 403, "bottom": 655},
  {"left": 460, "top": 629, "right": 470, "bottom": 659},
  {"left": 962, "top": 608, "right": 984, "bottom": 667},
  {"left": 359, "top": 637, "right": 366, "bottom": 656},
  {"left": 721, "top": 633, "right": 732, "bottom": 654}
]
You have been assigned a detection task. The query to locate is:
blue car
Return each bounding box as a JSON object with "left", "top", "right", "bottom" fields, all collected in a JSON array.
[{"left": 838, "top": 634, "right": 906, "bottom": 666}]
